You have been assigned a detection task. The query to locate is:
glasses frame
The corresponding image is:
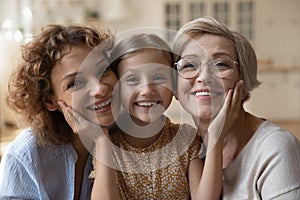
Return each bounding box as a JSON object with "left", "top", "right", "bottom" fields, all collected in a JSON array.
[{"left": 175, "top": 57, "right": 238, "bottom": 79}]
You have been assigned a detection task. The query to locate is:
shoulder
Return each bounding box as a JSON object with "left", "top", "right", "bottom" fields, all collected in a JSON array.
[
  {"left": 165, "top": 119, "right": 201, "bottom": 150},
  {"left": 1, "top": 128, "right": 75, "bottom": 169},
  {"left": 245, "top": 120, "right": 300, "bottom": 171},
  {"left": 255, "top": 121, "right": 300, "bottom": 151},
  {"left": 167, "top": 119, "right": 198, "bottom": 136},
  {"left": 251, "top": 121, "right": 300, "bottom": 199},
  {"left": 3, "top": 128, "right": 38, "bottom": 159}
]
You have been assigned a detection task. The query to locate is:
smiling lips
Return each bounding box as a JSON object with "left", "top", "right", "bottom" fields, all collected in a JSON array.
[
  {"left": 135, "top": 101, "right": 161, "bottom": 107},
  {"left": 87, "top": 99, "right": 111, "bottom": 111},
  {"left": 191, "top": 89, "right": 223, "bottom": 98}
]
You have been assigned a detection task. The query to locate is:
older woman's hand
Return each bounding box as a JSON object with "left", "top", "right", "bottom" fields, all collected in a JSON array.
[{"left": 205, "top": 80, "right": 244, "bottom": 148}]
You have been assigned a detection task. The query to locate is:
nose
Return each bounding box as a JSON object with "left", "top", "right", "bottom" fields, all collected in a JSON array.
[
  {"left": 89, "top": 81, "right": 109, "bottom": 97},
  {"left": 139, "top": 83, "right": 156, "bottom": 96},
  {"left": 195, "top": 64, "right": 213, "bottom": 82}
]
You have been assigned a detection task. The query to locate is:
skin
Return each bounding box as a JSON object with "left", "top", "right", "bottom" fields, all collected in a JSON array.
[
  {"left": 117, "top": 49, "right": 174, "bottom": 147},
  {"left": 118, "top": 49, "right": 173, "bottom": 125},
  {"left": 176, "top": 34, "right": 245, "bottom": 199},
  {"left": 177, "top": 34, "right": 241, "bottom": 137},
  {"left": 177, "top": 34, "right": 263, "bottom": 172},
  {"left": 51, "top": 45, "right": 118, "bottom": 127},
  {"left": 60, "top": 40, "right": 243, "bottom": 200},
  {"left": 45, "top": 44, "right": 118, "bottom": 199}
]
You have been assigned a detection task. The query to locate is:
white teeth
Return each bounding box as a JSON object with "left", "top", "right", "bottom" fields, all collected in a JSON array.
[
  {"left": 136, "top": 102, "right": 158, "bottom": 107},
  {"left": 91, "top": 99, "right": 111, "bottom": 110},
  {"left": 195, "top": 91, "right": 219, "bottom": 97},
  {"left": 195, "top": 91, "right": 211, "bottom": 96}
]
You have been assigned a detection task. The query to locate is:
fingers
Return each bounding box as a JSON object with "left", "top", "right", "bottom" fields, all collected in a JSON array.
[
  {"left": 209, "top": 80, "right": 243, "bottom": 137},
  {"left": 58, "top": 100, "right": 78, "bottom": 133},
  {"left": 58, "top": 100, "right": 109, "bottom": 142},
  {"left": 229, "top": 80, "right": 244, "bottom": 120},
  {"left": 232, "top": 80, "right": 243, "bottom": 107}
]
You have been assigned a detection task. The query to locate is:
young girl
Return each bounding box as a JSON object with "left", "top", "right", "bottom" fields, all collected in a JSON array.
[{"left": 89, "top": 33, "right": 243, "bottom": 199}]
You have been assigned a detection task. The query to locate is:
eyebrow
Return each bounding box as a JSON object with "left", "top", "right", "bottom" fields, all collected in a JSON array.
[
  {"left": 182, "top": 52, "right": 234, "bottom": 59},
  {"left": 62, "top": 71, "right": 82, "bottom": 81},
  {"left": 62, "top": 59, "right": 109, "bottom": 81},
  {"left": 80, "top": 56, "right": 109, "bottom": 71}
]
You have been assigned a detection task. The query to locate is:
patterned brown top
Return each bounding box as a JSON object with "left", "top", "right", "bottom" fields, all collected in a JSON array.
[{"left": 110, "top": 118, "right": 201, "bottom": 200}]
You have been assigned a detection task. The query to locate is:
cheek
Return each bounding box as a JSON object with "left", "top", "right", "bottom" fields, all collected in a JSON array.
[
  {"left": 224, "top": 74, "right": 240, "bottom": 92},
  {"left": 120, "top": 85, "right": 134, "bottom": 108},
  {"left": 161, "top": 88, "right": 173, "bottom": 106},
  {"left": 176, "top": 77, "right": 193, "bottom": 98},
  {"left": 71, "top": 90, "right": 88, "bottom": 111}
]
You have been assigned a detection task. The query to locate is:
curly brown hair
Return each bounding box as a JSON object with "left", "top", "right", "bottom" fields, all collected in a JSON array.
[{"left": 6, "top": 24, "right": 113, "bottom": 145}]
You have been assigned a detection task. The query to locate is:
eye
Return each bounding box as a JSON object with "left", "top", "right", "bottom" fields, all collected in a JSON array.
[
  {"left": 212, "top": 59, "right": 232, "bottom": 71},
  {"left": 125, "top": 75, "right": 139, "bottom": 84},
  {"left": 66, "top": 78, "right": 85, "bottom": 90},
  {"left": 153, "top": 74, "right": 167, "bottom": 82},
  {"left": 180, "top": 59, "right": 199, "bottom": 71}
]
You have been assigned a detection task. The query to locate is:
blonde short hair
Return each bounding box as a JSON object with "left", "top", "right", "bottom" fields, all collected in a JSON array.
[{"left": 173, "top": 17, "right": 260, "bottom": 102}]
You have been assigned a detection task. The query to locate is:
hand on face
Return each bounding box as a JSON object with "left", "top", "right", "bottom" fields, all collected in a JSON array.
[
  {"left": 50, "top": 44, "right": 119, "bottom": 130},
  {"left": 58, "top": 100, "right": 109, "bottom": 138},
  {"left": 205, "top": 80, "right": 244, "bottom": 147},
  {"left": 59, "top": 100, "right": 118, "bottom": 167}
]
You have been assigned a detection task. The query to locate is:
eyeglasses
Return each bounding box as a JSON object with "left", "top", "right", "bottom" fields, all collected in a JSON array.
[{"left": 175, "top": 57, "right": 238, "bottom": 79}]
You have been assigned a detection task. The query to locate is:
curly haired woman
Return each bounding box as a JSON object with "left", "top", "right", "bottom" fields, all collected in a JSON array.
[{"left": 0, "top": 24, "right": 117, "bottom": 200}]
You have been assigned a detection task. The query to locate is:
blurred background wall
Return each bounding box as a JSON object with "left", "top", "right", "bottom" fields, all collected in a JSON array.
[{"left": 0, "top": 0, "right": 299, "bottom": 155}]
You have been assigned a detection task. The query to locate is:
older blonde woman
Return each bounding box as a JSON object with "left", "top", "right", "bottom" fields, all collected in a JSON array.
[{"left": 174, "top": 17, "right": 300, "bottom": 199}]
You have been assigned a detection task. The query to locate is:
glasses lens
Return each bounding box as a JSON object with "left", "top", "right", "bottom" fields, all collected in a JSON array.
[
  {"left": 176, "top": 57, "right": 236, "bottom": 79},
  {"left": 176, "top": 58, "right": 200, "bottom": 78},
  {"left": 209, "top": 58, "right": 235, "bottom": 78}
]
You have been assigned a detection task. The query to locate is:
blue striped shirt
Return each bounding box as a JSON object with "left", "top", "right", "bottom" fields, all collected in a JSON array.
[{"left": 0, "top": 128, "right": 93, "bottom": 200}]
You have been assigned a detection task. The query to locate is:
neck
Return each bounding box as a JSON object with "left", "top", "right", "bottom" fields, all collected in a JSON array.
[
  {"left": 194, "top": 108, "right": 263, "bottom": 168},
  {"left": 222, "top": 111, "right": 264, "bottom": 168},
  {"left": 71, "top": 134, "right": 89, "bottom": 159},
  {"left": 121, "top": 116, "right": 166, "bottom": 148},
  {"left": 193, "top": 117, "right": 210, "bottom": 139}
]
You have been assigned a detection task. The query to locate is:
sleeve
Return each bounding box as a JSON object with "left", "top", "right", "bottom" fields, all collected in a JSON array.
[
  {"left": 0, "top": 153, "right": 39, "bottom": 200},
  {"left": 259, "top": 131, "right": 300, "bottom": 199}
]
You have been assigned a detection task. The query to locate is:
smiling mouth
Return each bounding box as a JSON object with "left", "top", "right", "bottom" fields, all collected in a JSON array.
[
  {"left": 135, "top": 101, "right": 160, "bottom": 107},
  {"left": 192, "top": 91, "right": 223, "bottom": 97},
  {"left": 87, "top": 99, "right": 111, "bottom": 110}
]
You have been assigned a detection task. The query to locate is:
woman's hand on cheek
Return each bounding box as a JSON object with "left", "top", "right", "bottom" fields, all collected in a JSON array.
[
  {"left": 58, "top": 100, "right": 77, "bottom": 133},
  {"left": 222, "top": 80, "right": 244, "bottom": 133},
  {"left": 57, "top": 100, "right": 109, "bottom": 140},
  {"left": 206, "top": 80, "right": 243, "bottom": 145}
]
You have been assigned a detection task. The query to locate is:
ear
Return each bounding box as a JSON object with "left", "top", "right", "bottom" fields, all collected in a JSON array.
[{"left": 43, "top": 96, "right": 59, "bottom": 111}]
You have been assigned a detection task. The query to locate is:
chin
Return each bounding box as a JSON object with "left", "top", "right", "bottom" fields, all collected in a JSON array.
[{"left": 96, "top": 117, "right": 115, "bottom": 127}]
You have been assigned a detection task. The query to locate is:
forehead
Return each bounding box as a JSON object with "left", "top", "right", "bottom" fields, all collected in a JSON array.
[
  {"left": 51, "top": 45, "right": 109, "bottom": 81},
  {"left": 118, "top": 49, "right": 170, "bottom": 70},
  {"left": 182, "top": 34, "right": 237, "bottom": 59}
]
